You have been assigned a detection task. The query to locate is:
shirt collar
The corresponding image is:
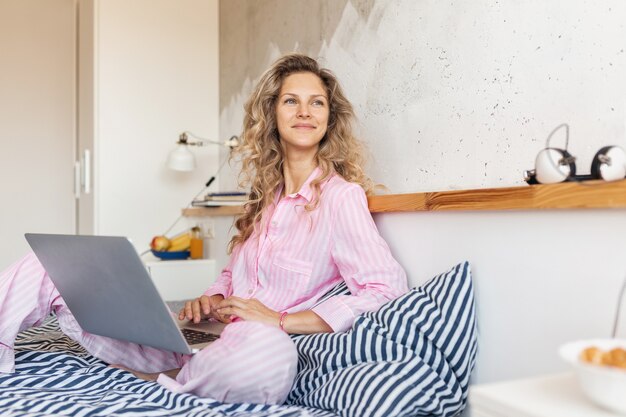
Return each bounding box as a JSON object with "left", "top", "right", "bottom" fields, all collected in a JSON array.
[{"left": 286, "top": 166, "right": 329, "bottom": 203}]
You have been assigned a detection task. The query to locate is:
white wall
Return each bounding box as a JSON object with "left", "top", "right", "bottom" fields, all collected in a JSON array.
[
  {"left": 375, "top": 208, "right": 626, "bottom": 384},
  {"left": 0, "top": 0, "right": 77, "bottom": 270},
  {"left": 92, "top": 0, "right": 219, "bottom": 252},
  {"left": 218, "top": 0, "right": 626, "bottom": 193}
]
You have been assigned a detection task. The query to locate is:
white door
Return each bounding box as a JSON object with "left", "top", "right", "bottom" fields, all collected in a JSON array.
[{"left": 0, "top": 0, "right": 77, "bottom": 269}]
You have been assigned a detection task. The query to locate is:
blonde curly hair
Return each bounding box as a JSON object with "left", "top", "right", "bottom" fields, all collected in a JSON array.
[{"left": 228, "top": 53, "right": 372, "bottom": 253}]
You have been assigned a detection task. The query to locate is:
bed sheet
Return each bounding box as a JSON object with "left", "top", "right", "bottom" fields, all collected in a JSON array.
[{"left": 0, "top": 316, "right": 336, "bottom": 417}]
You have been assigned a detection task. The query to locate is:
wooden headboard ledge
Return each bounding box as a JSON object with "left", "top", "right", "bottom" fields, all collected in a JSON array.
[
  {"left": 182, "top": 179, "right": 626, "bottom": 217},
  {"left": 367, "top": 178, "right": 626, "bottom": 212}
]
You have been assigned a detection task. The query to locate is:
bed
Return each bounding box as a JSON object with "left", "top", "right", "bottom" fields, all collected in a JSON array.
[
  {"left": 7, "top": 178, "right": 624, "bottom": 417},
  {"left": 1, "top": 262, "right": 477, "bottom": 417}
]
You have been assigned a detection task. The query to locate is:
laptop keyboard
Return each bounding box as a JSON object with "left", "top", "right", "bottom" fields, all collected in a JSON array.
[{"left": 181, "top": 328, "right": 220, "bottom": 345}]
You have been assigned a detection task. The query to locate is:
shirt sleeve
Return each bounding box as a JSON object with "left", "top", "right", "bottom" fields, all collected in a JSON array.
[
  {"left": 311, "top": 184, "right": 409, "bottom": 332},
  {"left": 202, "top": 246, "right": 239, "bottom": 299}
]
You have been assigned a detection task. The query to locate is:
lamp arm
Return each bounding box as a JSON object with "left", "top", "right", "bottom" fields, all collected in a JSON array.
[{"left": 181, "top": 131, "right": 239, "bottom": 149}]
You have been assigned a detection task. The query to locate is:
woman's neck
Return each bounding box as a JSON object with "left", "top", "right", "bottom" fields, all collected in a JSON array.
[{"left": 283, "top": 159, "right": 317, "bottom": 196}]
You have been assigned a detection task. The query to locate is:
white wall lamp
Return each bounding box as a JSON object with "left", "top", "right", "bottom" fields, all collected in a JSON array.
[{"left": 167, "top": 131, "right": 239, "bottom": 172}]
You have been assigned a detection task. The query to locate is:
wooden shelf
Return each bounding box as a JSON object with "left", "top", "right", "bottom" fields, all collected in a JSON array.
[
  {"left": 367, "top": 179, "right": 626, "bottom": 212},
  {"left": 182, "top": 206, "right": 244, "bottom": 217},
  {"left": 182, "top": 180, "right": 626, "bottom": 216}
]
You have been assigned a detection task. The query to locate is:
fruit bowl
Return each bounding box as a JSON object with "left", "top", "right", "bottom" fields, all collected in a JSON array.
[
  {"left": 560, "top": 338, "right": 626, "bottom": 414},
  {"left": 151, "top": 249, "right": 190, "bottom": 260}
]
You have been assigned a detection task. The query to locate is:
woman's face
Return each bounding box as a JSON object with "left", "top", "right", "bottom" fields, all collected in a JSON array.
[{"left": 275, "top": 72, "right": 329, "bottom": 158}]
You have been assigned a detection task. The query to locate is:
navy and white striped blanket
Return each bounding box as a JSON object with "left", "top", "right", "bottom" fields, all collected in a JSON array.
[{"left": 0, "top": 262, "right": 476, "bottom": 417}]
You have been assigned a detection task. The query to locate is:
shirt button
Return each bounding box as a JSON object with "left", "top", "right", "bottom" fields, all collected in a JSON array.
[
  {"left": 248, "top": 289, "right": 253, "bottom": 294},
  {"left": 271, "top": 221, "right": 277, "bottom": 227}
]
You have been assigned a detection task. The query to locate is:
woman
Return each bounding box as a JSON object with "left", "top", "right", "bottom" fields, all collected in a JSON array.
[{"left": 0, "top": 54, "right": 407, "bottom": 405}]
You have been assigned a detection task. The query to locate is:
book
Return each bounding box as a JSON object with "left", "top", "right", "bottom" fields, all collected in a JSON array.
[
  {"left": 205, "top": 191, "right": 247, "bottom": 197},
  {"left": 204, "top": 195, "right": 248, "bottom": 202},
  {"left": 192, "top": 199, "right": 245, "bottom": 207},
  {"left": 203, "top": 191, "right": 248, "bottom": 202}
]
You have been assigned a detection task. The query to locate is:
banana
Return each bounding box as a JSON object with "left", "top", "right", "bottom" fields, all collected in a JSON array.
[
  {"left": 167, "top": 232, "right": 191, "bottom": 252},
  {"left": 169, "top": 231, "right": 190, "bottom": 246}
]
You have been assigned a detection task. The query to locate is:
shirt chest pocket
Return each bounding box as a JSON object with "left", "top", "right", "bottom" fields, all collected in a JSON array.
[{"left": 271, "top": 257, "right": 313, "bottom": 294}]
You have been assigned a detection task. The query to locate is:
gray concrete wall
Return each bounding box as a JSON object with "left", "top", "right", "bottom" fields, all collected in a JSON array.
[{"left": 219, "top": 0, "right": 626, "bottom": 193}]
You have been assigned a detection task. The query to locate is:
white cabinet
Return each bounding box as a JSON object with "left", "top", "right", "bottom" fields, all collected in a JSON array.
[{"left": 145, "top": 259, "right": 216, "bottom": 302}]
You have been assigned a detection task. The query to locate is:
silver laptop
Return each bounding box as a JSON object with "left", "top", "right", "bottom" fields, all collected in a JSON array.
[{"left": 25, "top": 233, "right": 225, "bottom": 355}]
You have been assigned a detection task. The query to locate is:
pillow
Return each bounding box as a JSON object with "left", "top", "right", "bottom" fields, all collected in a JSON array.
[{"left": 287, "top": 261, "right": 477, "bottom": 417}]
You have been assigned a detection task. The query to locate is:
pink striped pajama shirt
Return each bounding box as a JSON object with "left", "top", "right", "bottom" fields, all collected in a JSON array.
[
  {"left": 204, "top": 167, "right": 408, "bottom": 332},
  {"left": 0, "top": 167, "right": 407, "bottom": 404}
]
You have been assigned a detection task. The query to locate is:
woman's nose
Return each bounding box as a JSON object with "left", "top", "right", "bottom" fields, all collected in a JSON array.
[{"left": 296, "top": 104, "right": 311, "bottom": 118}]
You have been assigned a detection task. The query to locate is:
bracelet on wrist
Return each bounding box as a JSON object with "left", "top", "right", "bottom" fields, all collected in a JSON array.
[{"left": 279, "top": 311, "right": 288, "bottom": 332}]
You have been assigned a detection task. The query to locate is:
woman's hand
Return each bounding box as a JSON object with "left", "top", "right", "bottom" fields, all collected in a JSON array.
[
  {"left": 179, "top": 294, "right": 230, "bottom": 324},
  {"left": 215, "top": 297, "right": 280, "bottom": 327}
]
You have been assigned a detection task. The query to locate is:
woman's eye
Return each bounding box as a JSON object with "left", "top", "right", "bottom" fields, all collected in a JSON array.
[
  {"left": 312, "top": 100, "right": 326, "bottom": 107},
  {"left": 284, "top": 98, "right": 297, "bottom": 105}
]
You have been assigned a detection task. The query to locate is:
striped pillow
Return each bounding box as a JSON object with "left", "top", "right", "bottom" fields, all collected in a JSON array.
[{"left": 287, "top": 261, "right": 477, "bottom": 417}]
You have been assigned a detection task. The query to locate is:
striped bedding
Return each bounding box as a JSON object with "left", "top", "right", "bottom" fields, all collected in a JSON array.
[
  {"left": 4, "top": 318, "right": 332, "bottom": 417},
  {"left": 0, "top": 261, "right": 476, "bottom": 417}
]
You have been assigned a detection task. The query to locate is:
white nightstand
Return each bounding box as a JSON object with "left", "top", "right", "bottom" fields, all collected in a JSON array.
[
  {"left": 469, "top": 373, "right": 619, "bottom": 417},
  {"left": 144, "top": 259, "right": 216, "bottom": 301}
]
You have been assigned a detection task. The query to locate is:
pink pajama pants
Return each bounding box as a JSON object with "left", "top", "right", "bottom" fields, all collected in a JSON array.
[{"left": 0, "top": 252, "right": 297, "bottom": 405}]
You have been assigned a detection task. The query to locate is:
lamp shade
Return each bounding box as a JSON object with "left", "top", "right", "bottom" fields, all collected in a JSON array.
[{"left": 167, "top": 144, "right": 196, "bottom": 171}]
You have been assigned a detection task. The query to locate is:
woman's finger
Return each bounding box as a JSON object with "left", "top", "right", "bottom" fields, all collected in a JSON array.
[
  {"left": 216, "top": 306, "right": 234, "bottom": 315},
  {"left": 208, "top": 297, "right": 229, "bottom": 322},
  {"left": 182, "top": 300, "right": 193, "bottom": 320},
  {"left": 218, "top": 297, "right": 248, "bottom": 310},
  {"left": 217, "top": 306, "right": 243, "bottom": 319},
  {"left": 213, "top": 311, "right": 231, "bottom": 324},
  {"left": 208, "top": 296, "right": 223, "bottom": 314},
  {"left": 191, "top": 299, "right": 202, "bottom": 323},
  {"left": 215, "top": 298, "right": 229, "bottom": 309},
  {"left": 199, "top": 295, "right": 211, "bottom": 315}
]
